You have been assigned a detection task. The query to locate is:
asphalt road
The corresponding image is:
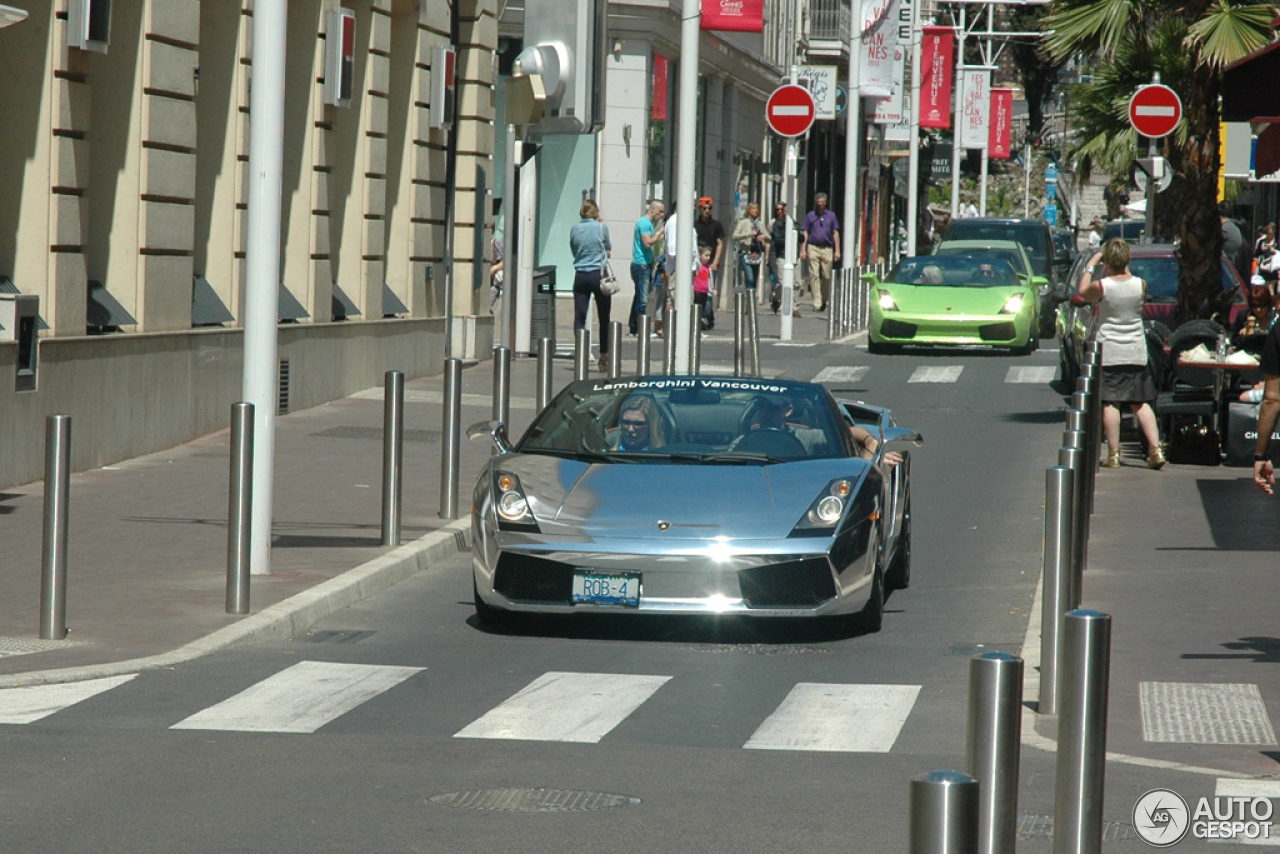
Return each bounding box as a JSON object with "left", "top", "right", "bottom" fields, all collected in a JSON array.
[{"left": 0, "top": 340, "right": 1239, "bottom": 852}]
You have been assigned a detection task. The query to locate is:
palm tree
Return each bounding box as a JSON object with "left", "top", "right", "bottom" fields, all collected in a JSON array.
[{"left": 1043, "top": 0, "right": 1273, "bottom": 321}]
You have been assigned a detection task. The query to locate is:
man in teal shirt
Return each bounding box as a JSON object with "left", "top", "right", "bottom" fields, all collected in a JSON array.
[{"left": 629, "top": 200, "right": 666, "bottom": 335}]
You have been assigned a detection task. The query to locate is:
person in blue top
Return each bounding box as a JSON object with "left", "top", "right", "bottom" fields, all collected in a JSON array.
[
  {"left": 568, "top": 199, "right": 612, "bottom": 371},
  {"left": 629, "top": 200, "right": 666, "bottom": 335}
]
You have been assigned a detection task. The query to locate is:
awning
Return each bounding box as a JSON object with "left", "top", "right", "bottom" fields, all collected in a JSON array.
[
  {"left": 1224, "top": 41, "right": 1280, "bottom": 123},
  {"left": 331, "top": 282, "right": 361, "bottom": 320},
  {"left": 192, "top": 275, "right": 235, "bottom": 326},
  {"left": 87, "top": 280, "right": 138, "bottom": 331}
]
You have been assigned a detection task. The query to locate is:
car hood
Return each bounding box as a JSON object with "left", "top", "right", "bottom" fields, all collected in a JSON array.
[
  {"left": 882, "top": 283, "right": 1029, "bottom": 314},
  {"left": 492, "top": 453, "right": 874, "bottom": 540}
]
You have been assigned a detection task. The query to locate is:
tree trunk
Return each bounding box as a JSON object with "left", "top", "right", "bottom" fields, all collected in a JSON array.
[{"left": 1176, "top": 63, "right": 1232, "bottom": 323}]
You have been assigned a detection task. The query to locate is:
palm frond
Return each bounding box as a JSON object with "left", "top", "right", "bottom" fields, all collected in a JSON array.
[
  {"left": 1184, "top": 1, "right": 1276, "bottom": 69},
  {"left": 1043, "top": 0, "right": 1145, "bottom": 62}
]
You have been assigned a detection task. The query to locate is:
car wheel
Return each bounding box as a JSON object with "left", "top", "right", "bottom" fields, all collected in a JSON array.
[
  {"left": 856, "top": 560, "right": 885, "bottom": 634},
  {"left": 1058, "top": 340, "right": 1075, "bottom": 385},
  {"left": 473, "top": 579, "right": 512, "bottom": 628},
  {"left": 868, "top": 340, "right": 895, "bottom": 355},
  {"left": 887, "top": 491, "right": 911, "bottom": 591}
]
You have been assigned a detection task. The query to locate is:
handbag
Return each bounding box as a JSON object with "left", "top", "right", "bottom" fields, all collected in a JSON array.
[
  {"left": 1166, "top": 417, "right": 1221, "bottom": 466},
  {"left": 596, "top": 221, "right": 620, "bottom": 295}
]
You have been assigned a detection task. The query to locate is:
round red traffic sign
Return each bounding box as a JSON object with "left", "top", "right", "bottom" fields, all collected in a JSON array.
[
  {"left": 1128, "top": 84, "right": 1182, "bottom": 139},
  {"left": 766, "top": 85, "right": 817, "bottom": 138}
]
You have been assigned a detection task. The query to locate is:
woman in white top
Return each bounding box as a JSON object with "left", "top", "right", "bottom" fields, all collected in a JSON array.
[{"left": 1078, "top": 238, "right": 1166, "bottom": 469}]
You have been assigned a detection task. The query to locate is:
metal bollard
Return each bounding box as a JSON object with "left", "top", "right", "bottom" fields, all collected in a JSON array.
[
  {"left": 1053, "top": 610, "right": 1112, "bottom": 854},
  {"left": 967, "top": 652, "right": 1024, "bottom": 854},
  {"left": 910, "top": 770, "right": 980, "bottom": 854},
  {"left": 637, "top": 315, "right": 652, "bottom": 375},
  {"left": 827, "top": 274, "right": 840, "bottom": 339},
  {"left": 381, "top": 371, "right": 405, "bottom": 546},
  {"left": 438, "top": 358, "right": 463, "bottom": 520},
  {"left": 574, "top": 328, "right": 591, "bottom": 381},
  {"left": 226, "top": 402, "right": 254, "bottom": 614},
  {"left": 608, "top": 321, "right": 623, "bottom": 379},
  {"left": 734, "top": 290, "right": 745, "bottom": 376},
  {"left": 39, "top": 414, "right": 72, "bottom": 639},
  {"left": 1060, "top": 438, "right": 1088, "bottom": 602},
  {"left": 491, "top": 348, "right": 510, "bottom": 428},
  {"left": 689, "top": 302, "right": 702, "bottom": 374},
  {"left": 1076, "top": 376, "right": 1099, "bottom": 514},
  {"left": 663, "top": 307, "right": 678, "bottom": 375},
  {"left": 1039, "top": 465, "right": 1075, "bottom": 716},
  {"left": 746, "top": 299, "right": 761, "bottom": 377},
  {"left": 536, "top": 337, "right": 554, "bottom": 412}
]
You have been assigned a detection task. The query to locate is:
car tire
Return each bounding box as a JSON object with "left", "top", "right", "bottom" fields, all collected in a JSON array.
[
  {"left": 473, "top": 579, "right": 512, "bottom": 628},
  {"left": 868, "top": 340, "right": 895, "bottom": 355},
  {"left": 1059, "top": 341, "right": 1077, "bottom": 386},
  {"left": 856, "top": 559, "right": 885, "bottom": 634},
  {"left": 887, "top": 491, "right": 911, "bottom": 591}
]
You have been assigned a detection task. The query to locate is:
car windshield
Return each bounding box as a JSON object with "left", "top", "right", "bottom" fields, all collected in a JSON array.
[
  {"left": 934, "top": 246, "right": 1027, "bottom": 276},
  {"left": 1129, "top": 254, "right": 1238, "bottom": 300},
  {"left": 888, "top": 255, "right": 1021, "bottom": 288},
  {"left": 943, "top": 220, "right": 1050, "bottom": 275},
  {"left": 517, "top": 378, "right": 848, "bottom": 462}
]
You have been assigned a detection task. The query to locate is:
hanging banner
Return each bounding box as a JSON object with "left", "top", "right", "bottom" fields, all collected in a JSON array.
[
  {"left": 989, "top": 88, "right": 1013, "bottom": 159},
  {"left": 652, "top": 54, "right": 669, "bottom": 121},
  {"left": 959, "top": 69, "right": 990, "bottom": 150},
  {"left": 700, "top": 0, "right": 765, "bottom": 32},
  {"left": 919, "top": 26, "right": 954, "bottom": 129},
  {"left": 869, "top": 45, "right": 907, "bottom": 125},
  {"left": 858, "top": 0, "right": 901, "bottom": 100}
]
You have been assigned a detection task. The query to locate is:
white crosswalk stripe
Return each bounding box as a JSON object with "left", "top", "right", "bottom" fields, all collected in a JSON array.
[
  {"left": 1005, "top": 366, "right": 1057, "bottom": 384},
  {"left": 744, "top": 683, "right": 921, "bottom": 752},
  {"left": 812, "top": 366, "right": 870, "bottom": 384},
  {"left": 170, "top": 661, "right": 423, "bottom": 734},
  {"left": 909, "top": 366, "right": 964, "bottom": 383},
  {"left": 0, "top": 674, "right": 136, "bottom": 725},
  {"left": 455, "top": 671, "right": 671, "bottom": 743},
  {"left": 1210, "top": 780, "right": 1280, "bottom": 845}
]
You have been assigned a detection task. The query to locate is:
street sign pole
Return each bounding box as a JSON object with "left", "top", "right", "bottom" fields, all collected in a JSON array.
[
  {"left": 1128, "top": 74, "right": 1181, "bottom": 245},
  {"left": 842, "top": 8, "right": 862, "bottom": 269},
  {"left": 673, "top": 0, "right": 700, "bottom": 373},
  {"left": 766, "top": 77, "right": 815, "bottom": 342}
]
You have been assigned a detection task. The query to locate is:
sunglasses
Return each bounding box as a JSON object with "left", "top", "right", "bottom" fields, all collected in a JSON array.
[{"left": 620, "top": 418, "right": 649, "bottom": 429}]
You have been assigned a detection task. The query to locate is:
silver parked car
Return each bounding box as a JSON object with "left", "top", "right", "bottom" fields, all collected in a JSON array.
[{"left": 468, "top": 376, "right": 921, "bottom": 633}]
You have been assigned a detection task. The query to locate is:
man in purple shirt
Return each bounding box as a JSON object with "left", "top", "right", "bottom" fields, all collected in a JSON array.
[{"left": 800, "top": 192, "right": 841, "bottom": 312}]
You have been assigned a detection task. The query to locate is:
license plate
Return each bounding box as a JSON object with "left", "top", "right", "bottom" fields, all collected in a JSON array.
[{"left": 571, "top": 571, "right": 641, "bottom": 607}]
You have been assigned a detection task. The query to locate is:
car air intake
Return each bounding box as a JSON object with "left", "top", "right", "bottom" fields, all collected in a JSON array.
[
  {"left": 979, "top": 322, "right": 1018, "bottom": 341},
  {"left": 494, "top": 553, "right": 574, "bottom": 604},
  {"left": 879, "top": 319, "right": 918, "bottom": 339},
  {"left": 739, "top": 559, "right": 838, "bottom": 608}
]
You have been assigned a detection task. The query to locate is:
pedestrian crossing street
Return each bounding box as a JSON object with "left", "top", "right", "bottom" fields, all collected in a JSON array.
[{"left": 810, "top": 364, "right": 1058, "bottom": 386}]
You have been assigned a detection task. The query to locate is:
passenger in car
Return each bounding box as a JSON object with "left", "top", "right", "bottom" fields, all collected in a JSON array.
[{"left": 608, "top": 396, "right": 665, "bottom": 452}]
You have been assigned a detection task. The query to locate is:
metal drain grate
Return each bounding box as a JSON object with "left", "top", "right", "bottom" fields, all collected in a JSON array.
[
  {"left": 1018, "top": 814, "right": 1138, "bottom": 841},
  {"left": 303, "top": 630, "right": 375, "bottom": 644},
  {"left": 0, "top": 636, "right": 89, "bottom": 658},
  {"left": 278, "top": 358, "right": 291, "bottom": 414},
  {"left": 1140, "top": 682, "right": 1278, "bottom": 745},
  {"left": 310, "top": 426, "right": 443, "bottom": 443},
  {"left": 429, "top": 788, "right": 641, "bottom": 812},
  {"left": 679, "top": 644, "right": 829, "bottom": 655}
]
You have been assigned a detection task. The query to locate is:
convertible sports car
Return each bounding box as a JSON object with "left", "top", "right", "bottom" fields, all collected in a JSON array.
[
  {"left": 468, "top": 376, "right": 920, "bottom": 632},
  {"left": 865, "top": 254, "right": 1038, "bottom": 354},
  {"left": 934, "top": 238, "right": 1057, "bottom": 338}
]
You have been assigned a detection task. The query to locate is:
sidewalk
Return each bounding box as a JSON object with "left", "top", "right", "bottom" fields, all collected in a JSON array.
[{"left": 0, "top": 299, "right": 837, "bottom": 686}]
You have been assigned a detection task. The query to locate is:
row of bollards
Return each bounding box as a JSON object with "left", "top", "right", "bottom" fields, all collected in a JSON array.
[
  {"left": 826, "top": 265, "right": 878, "bottom": 340},
  {"left": 912, "top": 343, "right": 1111, "bottom": 854}
]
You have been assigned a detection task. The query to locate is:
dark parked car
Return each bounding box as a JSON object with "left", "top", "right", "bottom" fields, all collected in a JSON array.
[
  {"left": 1103, "top": 219, "right": 1146, "bottom": 243},
  {"left": 941, "top": 217, "right": 1067, "bottom": 338},
  {"left": 1056, "top": 244, "right": 1247, "bottom": 385}
]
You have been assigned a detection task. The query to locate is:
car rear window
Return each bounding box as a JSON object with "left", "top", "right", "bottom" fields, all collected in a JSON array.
[
  {"left": 1127, "top": 254, "right": 1240, "bottom": 300},
  {"left": 943, "top": 221, "right": 1050, "bottom": 276}
]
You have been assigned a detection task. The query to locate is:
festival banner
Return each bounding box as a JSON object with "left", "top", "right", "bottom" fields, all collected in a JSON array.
[
  {"left": 653, "top": 54, "right": 669, "bottom": 121},
  {"left": 958, "top": 69, "right": 991, "bottom": 150},
  {"left": 989, "top": 88, "right": 1014, "bottom": 158},
  {"left": 919, "top": 25, "right": 954, "bottom": 129},
  {"left": 869, "top": 44, "right": 907, "bottom": 125},
  {"left": 700, "top": 0, "right": 764, "bottom": 32},
  {"left": 858, "top": 0, "right": 901, "bottom": 100}
]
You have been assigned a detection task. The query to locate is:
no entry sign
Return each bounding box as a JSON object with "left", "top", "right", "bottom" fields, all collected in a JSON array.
[
  {"left": 766, "top": 85, "right": 816, "bottom": 138},
  {"left": 1128, "top": 84, "right": 1182, "bottom": 139}
]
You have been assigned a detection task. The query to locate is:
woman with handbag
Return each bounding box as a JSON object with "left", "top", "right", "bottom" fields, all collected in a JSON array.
[
  {"left": 732, "top": 202, "right": 770, "bottom": 304},
  {"left": 1077, "top": 238, "right": 1166, "bottom": 469},
  {"left": 568, "top": 199, "right": 614, "bottom": 371}
]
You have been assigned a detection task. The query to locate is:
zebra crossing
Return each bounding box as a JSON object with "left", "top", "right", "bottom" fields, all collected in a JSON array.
[{"left": 810, "top": 364, "right": 1058, "bottom": 386}]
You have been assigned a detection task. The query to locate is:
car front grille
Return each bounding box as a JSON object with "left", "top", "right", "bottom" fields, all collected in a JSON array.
[
  {"left": 493, "top": 553, "right": 574, "bottom": 604},
  {"left": 738, "top": 559, "right": 837, "bottom": 608},
  {"left": 978, "top": 322, "right": 1018, "bottom": 341},
  {"left": 879, "top": 319, "right": 918, "bottom": 339}
]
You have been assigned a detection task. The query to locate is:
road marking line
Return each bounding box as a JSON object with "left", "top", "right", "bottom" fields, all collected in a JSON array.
[
  {"left": 1211, "top": 779, "right": 1280, "bottom": 845},
  {"left": 454, "top": 672, "right": 671, "bottom": 743},
  {"left": 0, "top": 674, "right": 137, "bottom": 725},
  {"left": 812, "top": 366, "right": 870, "bottom": 384},
  {"left": 170, "top": 661, "right": 423, "bottom": 733},
  {"left": 1005, "top": 366, "right": 1057, "bottom": 384},
  {"left": 744, "top": 683, "right": 921, "bottom": 752},
  {"left": 908, "top": 366, "right": 963, "bottom": 383},
  {"left": 1140, "top": 682, "right": 1277, "bottom": 745}
]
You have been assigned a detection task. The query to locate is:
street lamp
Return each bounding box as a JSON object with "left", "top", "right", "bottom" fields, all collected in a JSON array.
[{"left": 0, "top": 4, "right": 29, "bottom": 27}]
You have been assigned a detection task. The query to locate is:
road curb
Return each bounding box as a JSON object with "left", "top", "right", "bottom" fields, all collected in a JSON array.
[{"left": 2, "top": 519, "right": 472, "bottom": 688}]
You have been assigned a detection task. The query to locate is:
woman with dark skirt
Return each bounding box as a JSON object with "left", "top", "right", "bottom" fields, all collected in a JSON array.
[
  {"left": 1077, "top": 238, "right": 1165, "bottom": 469},
  {"left": 568, "top": 199, "right": 612, "bottom": 371}
]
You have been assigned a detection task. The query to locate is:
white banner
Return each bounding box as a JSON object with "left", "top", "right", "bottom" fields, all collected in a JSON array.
[
  {"left": 869, "top": 44, "right": 907, "bottom": 124},
  {"left": 795, "top": 65, "right": 840, "bottom": 120},
  {"left": 858, "top": 0, "right": 901, "bottom": 100},
  {"left": 958, "top": 69, "right": 990, "bottom": 150}
]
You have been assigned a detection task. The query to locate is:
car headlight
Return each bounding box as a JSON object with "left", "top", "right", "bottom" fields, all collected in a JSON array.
[
  {"left": 494, "top": 472, "right": 539, "bottom": 532},
  {"left": 1000, "top": 294, "right": 1025, "bottom": 314},
  {"left": 791, "top": 478, "right": 854, "bottom": 536},
  {"left": 877, "top": 290, "right": 899, "bottom": 311}
]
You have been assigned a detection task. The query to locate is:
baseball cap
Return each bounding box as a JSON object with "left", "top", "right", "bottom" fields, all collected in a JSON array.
[{"left": 698, "top": 196, "right": 713, "bottom": 206}]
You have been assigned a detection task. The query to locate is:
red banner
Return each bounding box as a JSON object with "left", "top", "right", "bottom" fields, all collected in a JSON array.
[
  {"left": 653, "top": 54, "right": 669, "bottom": 121},
  {"left": 989, "top": 88, "right": 1014, "bottom": 158},
  {"left": 919, "top": 26, "right": 954, "bottom": 129},
  {"left": 700, "top": 0, "right": 765, "bottom": 32}
]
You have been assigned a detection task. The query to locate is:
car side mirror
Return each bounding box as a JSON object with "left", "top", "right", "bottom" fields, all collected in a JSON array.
[
  {"left": 859, "top": 272, "right": 879, "bottom": 284},
  {"left": 467, "top": 420, "right": 513, "bottom": 454},
  {"left": 882, "top": 426, "right": 923, "bottom": 449}
]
